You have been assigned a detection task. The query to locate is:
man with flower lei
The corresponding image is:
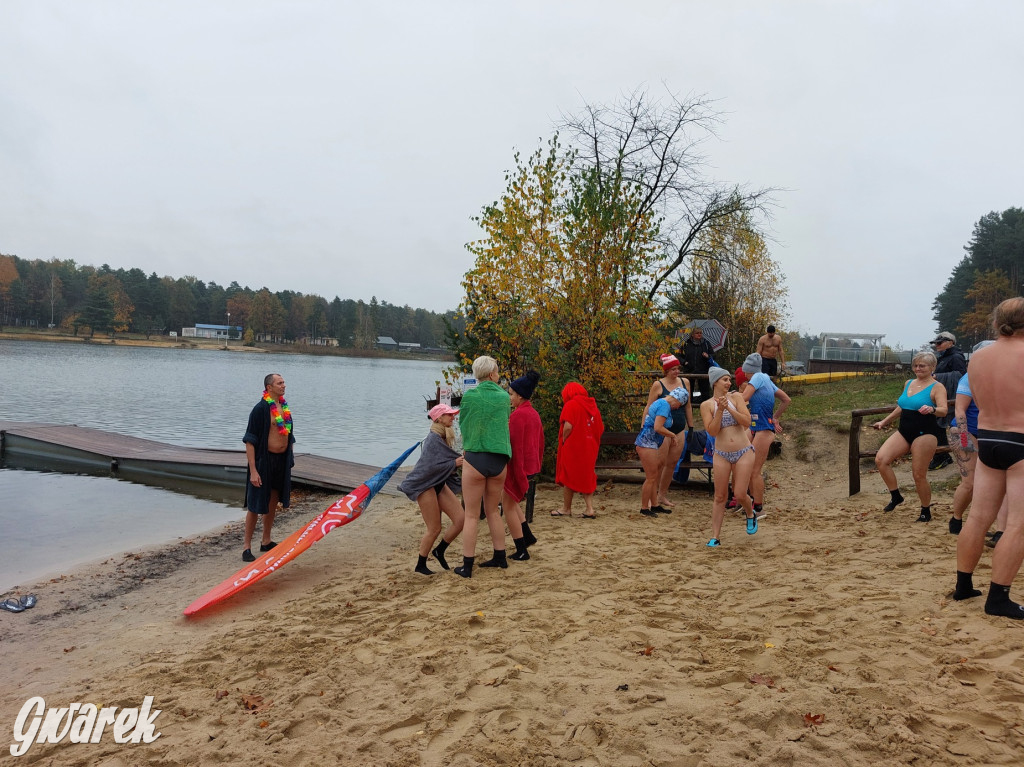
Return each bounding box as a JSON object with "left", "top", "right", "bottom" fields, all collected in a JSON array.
[{"left": 242, "top": 373, "right": 295, "bottom": 562}]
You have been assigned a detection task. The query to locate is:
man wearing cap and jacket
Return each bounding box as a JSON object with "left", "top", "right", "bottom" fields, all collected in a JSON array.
[{"left": 930, "top": 331, "right": 967, "bottom": 470}]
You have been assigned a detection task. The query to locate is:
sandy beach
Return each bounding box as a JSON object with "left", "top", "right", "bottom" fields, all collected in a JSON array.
[{"left": 2, "top": 425, "right": 1023, "bottom": 766}]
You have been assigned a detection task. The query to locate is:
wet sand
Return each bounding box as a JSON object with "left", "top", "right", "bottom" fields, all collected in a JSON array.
[{"left": 2, "top": 430, "right": 1022, "bottom": 766}]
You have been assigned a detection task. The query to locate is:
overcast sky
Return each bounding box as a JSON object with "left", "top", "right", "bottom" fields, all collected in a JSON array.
[{"left": 2, "top": 1, "right": 1021, "bottom": 350}]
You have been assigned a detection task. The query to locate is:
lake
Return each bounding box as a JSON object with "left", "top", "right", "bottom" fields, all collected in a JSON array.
[{"left": 0, "top": 340, "right": 457, "bottom": 590}]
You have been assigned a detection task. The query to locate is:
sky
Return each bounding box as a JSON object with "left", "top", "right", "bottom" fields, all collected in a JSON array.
[{"left": 2, "top": 1, "right": 1021, "bottom": 350}]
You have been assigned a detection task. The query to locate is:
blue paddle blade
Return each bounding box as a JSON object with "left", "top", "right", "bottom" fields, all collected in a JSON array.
[{"left": 361, "top": 443, "right": 419, "bottom": 507}]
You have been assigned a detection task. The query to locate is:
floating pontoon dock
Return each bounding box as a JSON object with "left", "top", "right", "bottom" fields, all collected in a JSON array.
[{"left": 0, "top": 421, "right": 405, "bottom": 503}]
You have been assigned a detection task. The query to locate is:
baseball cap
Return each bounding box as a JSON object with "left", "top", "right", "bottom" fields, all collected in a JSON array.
[
  {"left": 428, "top": 404, "right": 460, "bottom": 421},
  {"left": 930, "top": 331, "right": 956, "bottom": 344}
]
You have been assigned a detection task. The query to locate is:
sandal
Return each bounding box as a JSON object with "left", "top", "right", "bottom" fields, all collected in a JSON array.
[
  {"left": 582, "top": 513, "right": 597, "bottom": 519},
  {"left": 19, "top": 595, "right": 37, "bottom": 609},
  {"left": 550, "top": 510, "right": 572, "bottom": 517},
  {"left": 1, "top": 597, "right": 25, "bottom": 613}
]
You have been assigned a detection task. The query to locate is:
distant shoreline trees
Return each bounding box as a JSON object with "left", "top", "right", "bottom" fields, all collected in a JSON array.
[{"left": 0, "top": 255, "right": 463, "bottom": 348}]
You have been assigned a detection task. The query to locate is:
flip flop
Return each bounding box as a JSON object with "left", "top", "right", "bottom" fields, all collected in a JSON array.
[
  {"left": 19, "top": 595, "right": 37, "bottom": 609},
  {"left": 550, "top": 510, "right": 571, "bottom": 517},
  {"left": 1, "top": 598, "right": 25, "bottom": 613},
  {"left": 582, "top": 513, "right": 597, "bottom": 519}
]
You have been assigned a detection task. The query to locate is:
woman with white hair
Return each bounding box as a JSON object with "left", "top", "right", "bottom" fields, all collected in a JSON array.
[
  {"left": 454, "top": 355, "right": 512, "bottom": 578},
  {"left": 872, "top": 350, "right": 947, "bottom": 521}
]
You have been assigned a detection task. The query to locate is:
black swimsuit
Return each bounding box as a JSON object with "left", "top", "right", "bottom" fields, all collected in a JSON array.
[
  {"left": 464, "top": 451, "right": 509, "bottom": 478},
  {"left": 659, "top": 382, "right": 687, "bottom": 435}
]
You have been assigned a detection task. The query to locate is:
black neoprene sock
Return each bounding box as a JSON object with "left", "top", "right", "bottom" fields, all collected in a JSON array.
[
  {"left": 479, "top": 549, "right": 508, "bottom": 568},
  {"left": 510, "top": 537, "right": 530, "bottom": 561},
  {"left": 432, "top": 539, "right": 451, "bottom": 570},
  {"left": 984, "top": 583, "right": 1024, "bottom": 619},
  {"left": 415, "top": 555, "right": 434, "bottom": 575},
  {"left": 454, "top": 556, "right": 474, "bottom": 578},
  {"left": 884, "top": 490, "right": 904, "bottom": 512},
  {"left": 521, "top": 522, "right": 537, "bottom": 548},
  {"left": 954, "top": 570, "right": 982, "bottom": 600}
]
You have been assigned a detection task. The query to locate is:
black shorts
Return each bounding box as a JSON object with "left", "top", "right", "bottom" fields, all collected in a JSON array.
[
  {"left": 762, "top": 358, "right": 778, "bottom": 377},
  {"left": 464, "top": 451, "right": 509, "bottom": 478},
  {"left": 978, "top": 429, "right": 1024, "bottom": 471},
  {"left": 264, "top": 451, "right": 289, "bottom": 492}
]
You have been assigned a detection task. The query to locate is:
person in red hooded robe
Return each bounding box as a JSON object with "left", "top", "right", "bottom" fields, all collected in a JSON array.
[{"left": 553, "top": 382, "right": 605, "bottom": 518}]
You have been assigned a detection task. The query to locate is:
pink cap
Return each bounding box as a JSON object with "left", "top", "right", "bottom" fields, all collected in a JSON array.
[{"left": 428, "top": 404, "right": 460, "bottom": 421}]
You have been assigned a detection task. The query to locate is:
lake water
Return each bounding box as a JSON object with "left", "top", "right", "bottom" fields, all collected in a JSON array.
[{"left": 0, "top": 340, "right": 456, "bottom": 590}]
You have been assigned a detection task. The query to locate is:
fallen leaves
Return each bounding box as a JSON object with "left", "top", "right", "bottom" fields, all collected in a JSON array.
[
  {"left": 637, "top": 645, "right": 654, "bottom": 656},
  {"left": 215, "top": 690, "right": 229, "bottom": 701},
  {"left": 804, "top": 713, "right": 825, "bottom": 727},
  {"left": 63, "top": 646, "right": 76, "bottom": 653},
  {"left": 749, "top": 674, "right": 776, "bottom": 688},
  {"left": 240, "top": 694, "right": 271, "bottom": 713}
]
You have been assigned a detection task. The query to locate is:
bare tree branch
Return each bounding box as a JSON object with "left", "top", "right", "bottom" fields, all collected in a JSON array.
[{"left": 559, "top": 85, "right": 778, "bottom": 303}]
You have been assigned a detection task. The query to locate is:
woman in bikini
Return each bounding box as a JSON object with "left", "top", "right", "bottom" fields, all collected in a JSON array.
[
  {"left": 872, "top": 351, "right": 947, "bottom": 522},
  {"left": 454, "top": 355, "right": 512, "bottom": 578},
  {"left": 641, "top": 354, "right": 694, "bottom": 509},
  {"left": 700, "top": 367, "right": 758, "bottom": 546},
  {"left": 635, "top": 386, "right": 690, "bottom": 517}
]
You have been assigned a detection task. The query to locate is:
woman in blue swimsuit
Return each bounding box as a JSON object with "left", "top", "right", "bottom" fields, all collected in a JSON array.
[
  {"left": 700, "top": 367, "right": 758, "bottom": 547},
  {"left": 740, "top": 353, "right": 791, "bottom": 517},
  {"left": 635, "top": 386, "right": 689, "bottom": 517},
  {"left": 873, "top": 351, "right": 948, "bottom": 521}
]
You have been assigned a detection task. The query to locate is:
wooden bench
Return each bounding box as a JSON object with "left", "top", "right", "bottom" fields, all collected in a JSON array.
[{"left": 595, "top": 431, "right": 714, "bottom": 494}]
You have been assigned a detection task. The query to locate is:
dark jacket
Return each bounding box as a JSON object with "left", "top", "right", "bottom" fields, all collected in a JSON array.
[
  {"left": 933, "top": 370, "right": 963, "bottom": 429},
  {"left": 934, "top": 346, "right": 967, "bottom": 376},
  {"left": 243, "top": 398, "right": 296, "bottom": 512},
  {"left": 679, "top": 337, "right": 714, "bottom": 374}
]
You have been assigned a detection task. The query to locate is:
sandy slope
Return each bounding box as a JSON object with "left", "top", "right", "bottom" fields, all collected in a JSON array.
[{"left": 2, "top": 428, "right": 1022, "bottom": 766}]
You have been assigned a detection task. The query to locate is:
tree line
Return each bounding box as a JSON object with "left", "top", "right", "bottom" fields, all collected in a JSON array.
[
  {"left": 0, "top": 256, "right": 461, "bottom": 348},
  {"left": 932, "top": 207, "right": 1024, "bottom": 348}
]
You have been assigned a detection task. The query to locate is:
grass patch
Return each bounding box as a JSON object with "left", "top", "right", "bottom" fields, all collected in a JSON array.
[{"left": 785, "top": 374, "right": 904, "bottom": 431}]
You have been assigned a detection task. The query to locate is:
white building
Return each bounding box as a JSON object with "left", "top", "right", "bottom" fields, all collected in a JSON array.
[{"left": 181, "top": 323, "right": 241, "bottom": 339}]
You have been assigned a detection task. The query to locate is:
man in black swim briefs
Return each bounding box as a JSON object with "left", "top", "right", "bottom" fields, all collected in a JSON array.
[{"left": 954, "top": 297, "right": 1024, "bottom": 619}]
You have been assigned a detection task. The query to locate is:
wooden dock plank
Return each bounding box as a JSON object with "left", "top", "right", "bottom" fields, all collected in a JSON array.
[{"left": 0, "top": 421, "right": 410, "bottom": 496}]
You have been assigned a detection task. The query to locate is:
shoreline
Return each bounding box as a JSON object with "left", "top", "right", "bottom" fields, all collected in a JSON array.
[{"left": 0, "top": 330, "right": 456, "bottom": 362}]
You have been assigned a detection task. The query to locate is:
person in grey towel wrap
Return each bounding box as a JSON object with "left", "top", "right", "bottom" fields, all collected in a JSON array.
[{"left": 398, "top": 404, "right": 465, "bottom": 575}]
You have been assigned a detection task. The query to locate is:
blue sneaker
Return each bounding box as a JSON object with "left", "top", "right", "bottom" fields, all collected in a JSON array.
[
  {"left": 706, "top": 538, "right": 721, "bottom": 547},
  {"left": 746, "top": 516, "right": 758, "bottom": 535}
]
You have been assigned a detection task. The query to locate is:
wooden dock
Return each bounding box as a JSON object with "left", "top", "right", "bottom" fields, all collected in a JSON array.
[{"left": 0, "top": 421, "right": 409, "bottom": 502}]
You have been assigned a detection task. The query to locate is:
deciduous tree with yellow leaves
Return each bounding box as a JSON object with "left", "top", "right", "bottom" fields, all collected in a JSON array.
[
  {"left": 666, "top": 206, "right": 789, "bottom": 368},
  {"left": 453, "top": 89, "right": 774, "bottom": 466}
]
